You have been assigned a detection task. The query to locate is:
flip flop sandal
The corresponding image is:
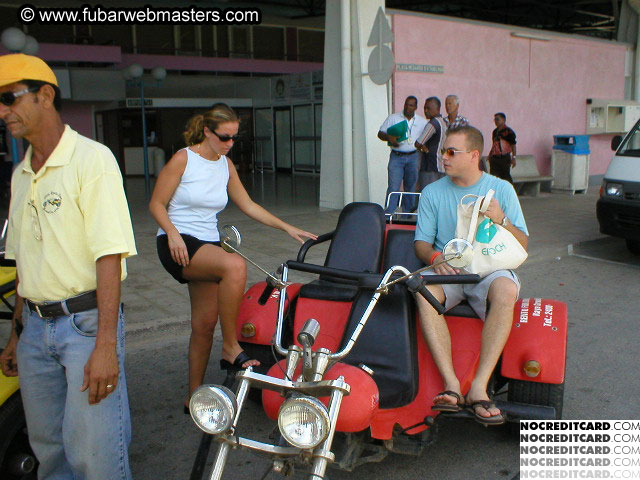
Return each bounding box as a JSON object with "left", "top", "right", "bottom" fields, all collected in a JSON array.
[
  {"left": 220, "top": 350, "right": 257, "bottom": 371},
  {"left": 431, "top": 390, "right": 465, "bottom": 412},
  {"left": 466, "top": 400, "right": 505, "bottom": 425}
]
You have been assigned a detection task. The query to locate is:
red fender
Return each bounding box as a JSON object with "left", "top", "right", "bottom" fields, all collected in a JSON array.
[
  {"left": 501, "top": 298, "right": 568, "bottom": 384},
  {"left": 293, "top": 298, "right": 353, "bottom": 352},
  {"left": 236, "top": 282, "right": 302, "bottom": 345},
  {"left": 263, "top": 361, "right": 379, "bottom": 433},
  {"left": 369, "top": 315, "right": 484, "bottom": 439}
]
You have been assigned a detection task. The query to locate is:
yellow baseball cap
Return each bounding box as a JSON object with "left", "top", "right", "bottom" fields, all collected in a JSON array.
[{"left": 0, "top": 53, "right": 58, "bottom": 87}]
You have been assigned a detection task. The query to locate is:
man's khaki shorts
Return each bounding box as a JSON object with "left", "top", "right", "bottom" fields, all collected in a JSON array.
[{"left": 423, "top": 269, "right": 520, "bottom": 321}]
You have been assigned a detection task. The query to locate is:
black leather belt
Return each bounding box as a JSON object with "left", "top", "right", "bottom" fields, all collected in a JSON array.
[
  {"left": 26, "top": 290, "right": 98, "bottom": 318},
  {"left": 392, "top": 150, "right": 417, "bottom": 156}
]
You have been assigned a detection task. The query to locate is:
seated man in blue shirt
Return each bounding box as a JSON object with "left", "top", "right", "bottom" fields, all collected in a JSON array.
[{"left": 413, "top": 125, "right": 529, "bottom": 425}]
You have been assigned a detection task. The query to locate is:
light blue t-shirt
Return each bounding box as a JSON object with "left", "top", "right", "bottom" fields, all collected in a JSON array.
[{"left": 414, "top": 173, "right": 529, "bottom": 251}]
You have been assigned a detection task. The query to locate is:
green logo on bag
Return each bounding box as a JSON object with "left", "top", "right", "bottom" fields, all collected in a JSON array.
[
  {"left": 482, "top": 243, "right": 506, "bottom": 256},
  {"left": 476, "top": 219, "right": 497, "bottom": 243}
]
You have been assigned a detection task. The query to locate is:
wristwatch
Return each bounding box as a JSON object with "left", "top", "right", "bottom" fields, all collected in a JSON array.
[{"left": 500, "top": 215, "right": 509, "bottom": 227}]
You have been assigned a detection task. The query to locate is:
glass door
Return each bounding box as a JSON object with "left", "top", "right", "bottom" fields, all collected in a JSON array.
[
  {"left": 254, "top": 108, "right": 273, "bottom": 171},
  {"left": 293, "top": 105, "right": 315, "bottom": 172},
  {"left": 274, "top": 107, "right": 292, "bottom": 171},
  {"left": 314, "top": 104, "right": 322, "bottom": 173}
]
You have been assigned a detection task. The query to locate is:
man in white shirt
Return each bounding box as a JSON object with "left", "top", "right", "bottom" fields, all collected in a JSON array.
[{"left": 378, "top": 96, "right": 428, "bottom": 214}]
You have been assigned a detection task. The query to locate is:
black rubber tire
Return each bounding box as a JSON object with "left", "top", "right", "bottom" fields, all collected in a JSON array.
[
  {"left": 0, "top": 392, "right": 38, "bottom": 480},
  {"left": 508, "top": 380, "right": 565, "bottom": 419},
  {"left": 626, "top": 239, "right": 640, "bottom": 255}
]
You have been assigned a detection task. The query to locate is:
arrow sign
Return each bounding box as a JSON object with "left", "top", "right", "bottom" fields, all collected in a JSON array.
[
  {"left": 367, "top": 7, "right": 393, "bottom": 46},
  {"left": 367, "top": 7, "right": 394, "bottom": 85}
]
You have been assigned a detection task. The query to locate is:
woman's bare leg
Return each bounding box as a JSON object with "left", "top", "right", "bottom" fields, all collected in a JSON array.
[
  {"left": 183, "top": 244, "right": 259, "bottom": 369},
  {"left": 186, "top": 280, "right": 219, "bottom": 400}
]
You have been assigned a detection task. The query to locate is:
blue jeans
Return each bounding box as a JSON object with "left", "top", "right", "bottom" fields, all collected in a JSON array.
[
  {"left": 385, "top": 150, "right": 420, "bottom": 213},
  {"left": 17, "top": 304, "right": 132, "bottom": 480}
]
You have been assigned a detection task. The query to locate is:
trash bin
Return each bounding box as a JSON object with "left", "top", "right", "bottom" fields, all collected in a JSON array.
[{"left": 551, "top": 134, "right": 590, "bottom": 194}]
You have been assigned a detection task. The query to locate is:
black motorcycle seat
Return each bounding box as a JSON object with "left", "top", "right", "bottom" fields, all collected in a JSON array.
[
  {"left": 299, "top": 280, "right": 359, "bottom": 302},
  {"left": 382, "top": 228, "right": 425, "bottom": 273},
  {"left": 298, "top": 202, "right": 386, "bottom": 302},
  {"left": 321, "top": 202, "right": 386, "bottom": 284},
  {"left": 339, "top": 287, "right": 418, "bottom": 409}
]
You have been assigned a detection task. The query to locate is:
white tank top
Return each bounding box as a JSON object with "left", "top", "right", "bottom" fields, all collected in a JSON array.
[{"left": 158, "top": 147, "right": 230, "bottom": 241}]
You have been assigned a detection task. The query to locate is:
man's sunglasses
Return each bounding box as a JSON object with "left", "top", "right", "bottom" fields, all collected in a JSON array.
[
  {"left": 0, "top": 86, "right": 40, "bottom": 107},
  {"left": 212, "top": 131, "right": 240, "bottom": 143},
  {"left": 440, "top": 147, "right": 471, "bottom": 156}
]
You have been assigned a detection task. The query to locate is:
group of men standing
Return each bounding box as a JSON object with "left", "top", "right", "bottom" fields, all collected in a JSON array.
[{"left": 378, "top": 94, "right": 517, "bottom": 214}]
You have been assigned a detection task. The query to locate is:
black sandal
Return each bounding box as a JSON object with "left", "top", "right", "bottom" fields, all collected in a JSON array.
[
  {"left": 431, "top": 390, "right": 464, "bottom": 412},
  {"left": 465, "top": 400, "right": 505, "bottom": 425},
  {"left": 219, "top": 350, "right": 258, "bottom": 371}
]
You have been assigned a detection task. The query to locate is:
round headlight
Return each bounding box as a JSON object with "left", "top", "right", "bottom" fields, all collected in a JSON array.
[
  {"left": 189, "top": 385, "right": 237, "bottom": 435},
  {"left": 278, "top": 396, "right": 330, "bottom": 449}
]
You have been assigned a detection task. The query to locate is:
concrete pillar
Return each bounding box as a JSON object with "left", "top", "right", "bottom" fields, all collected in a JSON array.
[{"left": 320, "top": 0, "right": 391, "bottom": 209}]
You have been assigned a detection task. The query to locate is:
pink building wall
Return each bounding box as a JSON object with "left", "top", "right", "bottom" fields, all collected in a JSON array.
[{"left": 392, "top": 13, "right": 628, "bottom": 177}]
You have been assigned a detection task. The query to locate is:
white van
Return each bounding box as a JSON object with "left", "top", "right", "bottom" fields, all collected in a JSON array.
[{"left": 596, "top": 122, "right": 640, "bottom": 254}]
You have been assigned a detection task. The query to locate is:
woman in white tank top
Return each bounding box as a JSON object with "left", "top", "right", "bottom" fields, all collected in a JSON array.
[{"left": 149, "top": 104, "right": 316, "bottom": 412}]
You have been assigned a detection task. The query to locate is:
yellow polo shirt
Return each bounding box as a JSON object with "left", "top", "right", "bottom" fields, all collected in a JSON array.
[{"left": 5, "top": 125, "right": 137, "bottom": 303}]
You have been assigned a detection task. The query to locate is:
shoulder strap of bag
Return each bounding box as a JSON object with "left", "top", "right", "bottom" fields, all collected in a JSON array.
[
  {"left": 463, "top": 189, "right": 496, "bottom": 243},
  {"left": 479, "top": 189, "right": 495, "bottom": 213},
  {"left": 465, "top": 196, "right": 484, "bottom": 243}
]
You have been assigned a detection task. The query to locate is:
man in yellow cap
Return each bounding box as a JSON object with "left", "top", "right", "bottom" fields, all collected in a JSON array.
[{"left": 0, "top": 53, "right": 136, "bottom": 480}]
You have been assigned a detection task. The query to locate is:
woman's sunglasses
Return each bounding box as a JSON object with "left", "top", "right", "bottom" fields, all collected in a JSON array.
[
  {"left": 212, "top": 131, "right": 240, "bottom": 143},
  {"left": 0, "top": 86, "right": 39, "bottom": 107},
  {"left": 440, "top": 147, "right": 471, "bottom": 156}
]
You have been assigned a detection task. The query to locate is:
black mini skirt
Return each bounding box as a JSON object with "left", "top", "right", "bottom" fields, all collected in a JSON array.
[{"left": 156, "top": 233, "right": 221, "bottom": 284}]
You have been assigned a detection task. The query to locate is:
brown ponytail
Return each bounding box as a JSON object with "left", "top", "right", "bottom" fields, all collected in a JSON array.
[
  {"left": 183, "top": 114, "right": 205, "bottom": 145},
  {"left": 183, "top": 103, "right": 240, "bottom": 146}
]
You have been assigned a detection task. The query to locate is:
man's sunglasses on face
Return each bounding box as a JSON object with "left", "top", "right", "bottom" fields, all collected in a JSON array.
[
  {"left": 0, "top": 86, "right": 40, "bottom": 107},
  {"left": 212, "top": 130, "right": 240, "bottom": 143},
  {"left": 440, "top": 147, "right": 472, "bottom": 156}
]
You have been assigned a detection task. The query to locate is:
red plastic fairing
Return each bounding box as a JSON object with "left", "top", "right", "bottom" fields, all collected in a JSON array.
[
  {"left": 501, "top": 298, "right": 568, "bottom": 384},
  {"left": 369, "top": 315, "right": 484, "bottom": 439},
  {"left": 236, "top": 282, "right": 302, "bottom": 345},
  {"left": 262, "top": 361, "right": 379, "bottom": 432},
  {"left": 293, "top": 298, "right": 353, "bottom": 352}
]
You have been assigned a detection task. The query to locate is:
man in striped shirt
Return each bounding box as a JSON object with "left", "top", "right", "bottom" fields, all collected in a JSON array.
[
  {"left": 444, "top": 94, "right": 469, "bottom": 130},
  {"left": 415, "top": 96, "right": 447, "bottom": 189}
]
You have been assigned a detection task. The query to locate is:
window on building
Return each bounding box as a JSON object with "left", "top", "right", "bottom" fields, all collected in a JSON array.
[
  {"left": 27, "top": 23, "right": 74, "bottom": 44},
  {"left": 74, "top": 25, "right": 92, "bottom": 45},
  {"left": 298, "top": 29, "right": 324, "bottom": 63},
  {"left": 231, "top": 26, "right": 250, "bottom": 58},
  {"left": 202, "top": 26, "right": 215, "bottom": 57},
  {"left": 253, "top": 26, "right": 285, "bottom": 60},
  {"left": 178, "top": 25, "right": 197, "bottom": 55},
  {"left": 0, "top": 7, "right": 20, "bottom": 31},
  {"left": 136, "top": 25, "right": 174, "bottom": 55},
  {"left": 216, "top": 26, "right": 229, "bottom": 57},
  {"left": 93, "top": 25, "right": 133, "bottom": 52}
]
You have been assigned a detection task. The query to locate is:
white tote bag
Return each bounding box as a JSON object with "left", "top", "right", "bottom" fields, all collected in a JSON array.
[{"left": 454, "top": 189, "right": 528, "bottom": 277}]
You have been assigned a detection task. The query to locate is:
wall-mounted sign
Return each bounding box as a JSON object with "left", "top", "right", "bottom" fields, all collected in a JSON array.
[
  {"left": 397, "top": 63, "right": 444, "bottom": 74},
  {"left": 124, "top": 98, "right": 153, "bottom": 108}
]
